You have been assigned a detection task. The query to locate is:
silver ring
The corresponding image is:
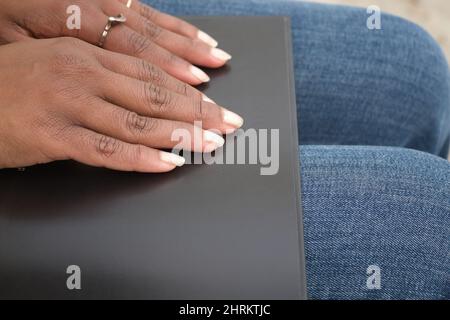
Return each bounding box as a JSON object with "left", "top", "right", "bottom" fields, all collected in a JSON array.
[
  {"left": 98, "top": 14, "right": 127, "bottom": 48},
  {"left": 126, "top": 0, "right": 133, "bottom": 8}
]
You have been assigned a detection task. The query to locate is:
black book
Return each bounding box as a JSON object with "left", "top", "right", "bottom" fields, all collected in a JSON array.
[{"left": 0, "top": 16, "right": 306, "bottom": 299}]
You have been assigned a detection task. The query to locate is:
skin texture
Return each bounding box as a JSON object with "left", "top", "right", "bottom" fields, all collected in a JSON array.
[
  {"left": 0, "top": 38, "right": 243, "bottom": 172},
  {"left": 0, "top": 0, "right": 231, "bottom": 85},
  {"left": 0, "top": 0, "right": 243, "bottom": 172}
]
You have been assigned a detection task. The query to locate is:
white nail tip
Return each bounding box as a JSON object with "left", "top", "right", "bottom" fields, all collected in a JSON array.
[
  {"left": 202, "top": 94, "right": 216, "bottom": 104},
  {"left": 211, "top": 48, "right": 232, "bottom": 62},
  {"left": 203, "top": 131, "right": 225, "bottom": 148},
  {"left": 190, "top": 65, "right": 210, "bottom": 82},
  {"left": 160, "top": 152, "right": 185, "bottom": 167},
  {"left": 222, "top": 109, "right": 244, "bottom": 128},
  {"left": 198, "top": 30, "right": 218, "bottom": 47}
]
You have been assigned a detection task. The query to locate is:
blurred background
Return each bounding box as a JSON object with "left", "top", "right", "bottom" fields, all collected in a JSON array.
[{"left": 308, "top": 0, "right": 450, "bottom": 61}]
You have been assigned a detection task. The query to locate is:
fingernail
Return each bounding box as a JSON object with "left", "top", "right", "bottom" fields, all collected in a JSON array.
[
  {"left": 197, "top": 30, "right": 218, "bottom": 47},
  {"left": 222, "top": 109, "right": 244, "bottom": 128},
  {"left": 202, "top": 94, "right": 216, "bottom": 104},
  {"left": 203, "top": 130, "right": 225, "bottom": 152},
  {"left": 211, "top": 48, "right": 232, "bottom": 62},
  {"left": 160, "top": 151, "right": 185, "bottom": 167},
  {"left": 190, "top": 65, "right": 210, "bottom": 83}
]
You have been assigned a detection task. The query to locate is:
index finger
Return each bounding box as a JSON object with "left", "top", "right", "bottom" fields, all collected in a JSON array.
[{"left": 122, "top": 0, "right": 218, "bottom": 47}]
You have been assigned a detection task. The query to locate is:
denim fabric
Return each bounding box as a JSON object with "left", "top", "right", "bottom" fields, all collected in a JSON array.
[
  {"left": 144, "top": 0, "right": 450, "bottom": 299},
  {"left": 299, "top": 146, "right": 449, "bottom": 300}
]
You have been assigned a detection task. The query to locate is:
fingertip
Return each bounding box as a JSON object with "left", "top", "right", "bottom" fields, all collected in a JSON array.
[
  {"left": 210, "top": 48, "right": 232, "bottom": 63},
  {"left": 222, "top": 108, "right": 244, "bottom": 129},
  {"left": 202, "top": 130, "right": 225, "bottom": 153},
  {"left": 197, "top": 30, "right": 218, "bottom": 48},
  {"left": 189, "top": 65, "right": 210, "bottom": 83},
  {"left": 159, "top": 151, "right": 186, "bottom": 168}
]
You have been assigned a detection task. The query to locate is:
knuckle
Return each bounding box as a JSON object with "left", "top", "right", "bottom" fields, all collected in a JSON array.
[
  {"left": 127, "top": 32, "right": 151, "bottom": 56},
  {"left": 125, "top": 112, "right": 158, "bottom": 136},
  {"left": 52, "top": 52, "right": 84, "bottom": 69},
  {"left": 39, "top": 114, "right": 74, "bottom": 143},
  {"left": 140, "top": 5, "right": 157, "bottom": 21},
  {"left": 142, "top": 19, "right": 163, "bottom": 40},
  {"left": 165, "top": 52, "right": 182, "bottom": 67},
  {"left": 140, "top": 60, "right": 166, "bottom": 85},
  {"left": 49, "top": 48, "right": 98, "bottom": 77},
  {"left": 96, "top": 135, "right": 121, "bottom": 158},
  {"left": 143, "top": 83, "right": 172, "bottom": 114}
]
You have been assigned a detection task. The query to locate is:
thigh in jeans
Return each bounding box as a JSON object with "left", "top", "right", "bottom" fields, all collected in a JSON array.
[
  {"left": 300, "top": 145, "right": 450, "bottom": 299},
  {"left": 146, "top": 0, "right": 450, "bottom": 157}
]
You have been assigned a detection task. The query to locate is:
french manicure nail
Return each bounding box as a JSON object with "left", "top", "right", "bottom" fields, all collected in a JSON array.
[
  {"left": 202, "top": 94, "right": 217, "bottom": 104},
  {"left": 203, "top": 130, "right": 225, "bottom": 151},
  {"left": 197, "top": 30, "right": 218, "bottom": 47},
  {"left": 222, "top": 109, "right": 244, "bottom": 128},
  {"left": 160, "top": 151, "right": 185, "bottom": 167},
  {"left": 190, "top": 65, "right": 210, "bottom": 83},
  {"left": 211, "top": 48, "right": 232, "bottom": 62}
]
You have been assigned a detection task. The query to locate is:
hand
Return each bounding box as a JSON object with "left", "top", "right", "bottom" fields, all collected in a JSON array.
[
  {"left": 0, "top": 0, "right": 231, "bottom": 85},
  {"left": 0, "top": 38, "right": 243, "bottom": 172}
]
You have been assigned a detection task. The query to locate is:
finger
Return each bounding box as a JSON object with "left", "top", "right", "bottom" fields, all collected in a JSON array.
[
  {"left": 112, "top": 6, "right": 230, "bottom": 67},
  {"left": 77, "top": 98, "right": 225, "bottom": 153},
  {"left": 120, "top": 0, "right": 219, "bottom": 47},
  {"left": 94, "top": 49, "right": 214, "bottom": 101},
  {"left": 59, "top": 5, "right": 208, "bottom": 85},
  {"left": 99, "top": 71, "right": 244, "bottom": 133},
  {"left": 104, "top": 24, "right": 209, "bottom": 85},
  {"left": 66, "top": 127, "right": 185, "bottom": 173}
]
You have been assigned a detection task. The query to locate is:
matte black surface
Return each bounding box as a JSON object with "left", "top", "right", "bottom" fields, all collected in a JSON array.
[{"left": 0, "top": 17, "right": 306, "bottom": 299}]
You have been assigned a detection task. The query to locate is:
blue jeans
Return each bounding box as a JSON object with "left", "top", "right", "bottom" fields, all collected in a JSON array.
[{"left": 146, "top": 0, "right": 450, "bottom": 299}]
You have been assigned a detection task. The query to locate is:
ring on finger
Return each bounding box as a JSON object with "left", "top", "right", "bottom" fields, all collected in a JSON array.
[{"left": 98, "top": 13, "right": 127, "bottom": 48}]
